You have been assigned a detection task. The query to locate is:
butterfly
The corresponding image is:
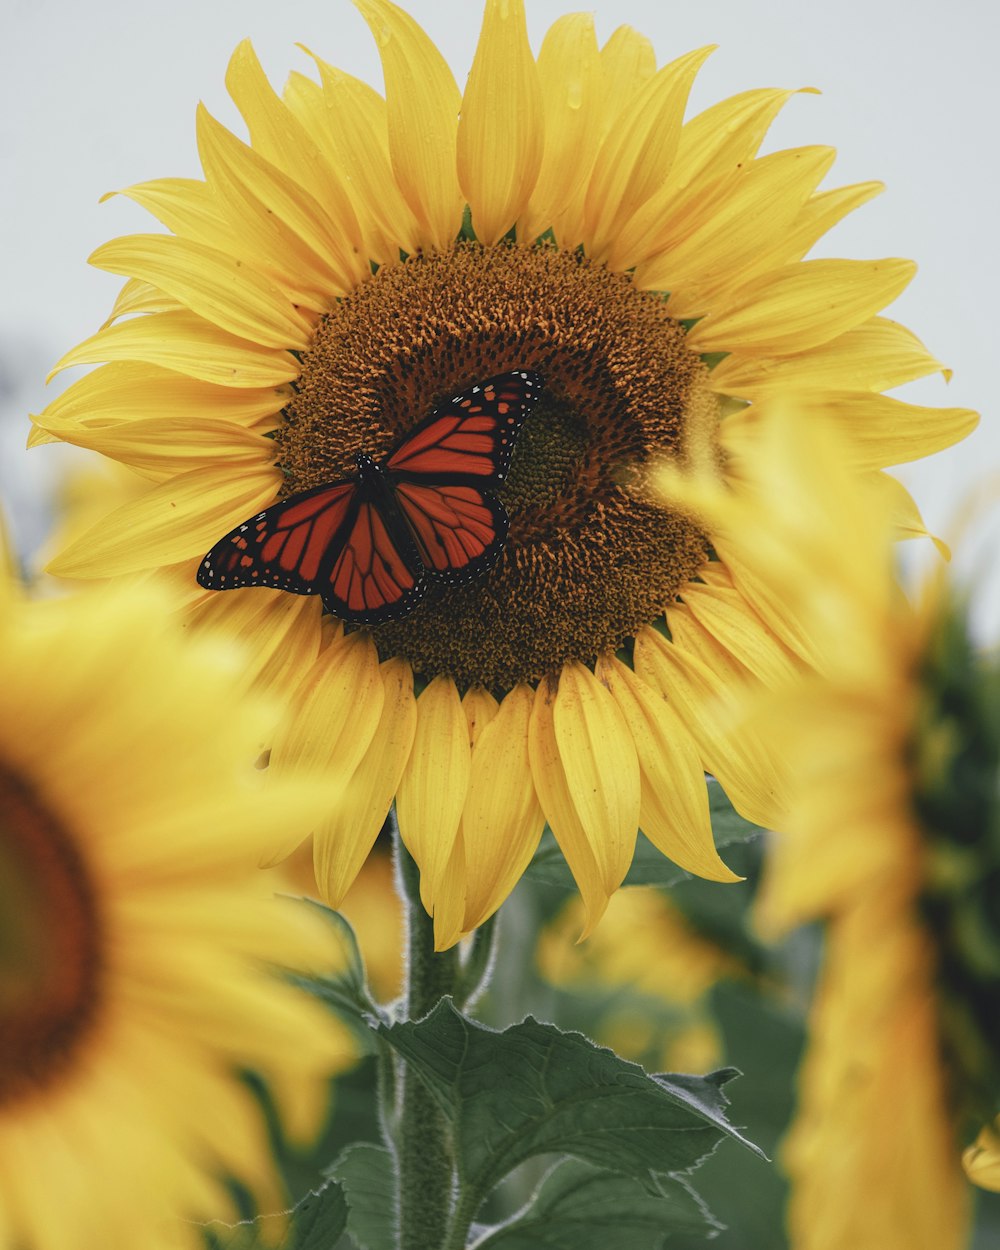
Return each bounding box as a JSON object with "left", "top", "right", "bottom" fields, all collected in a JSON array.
[{"left": 197, "top": 370, "right": 544, "bottom": 624}]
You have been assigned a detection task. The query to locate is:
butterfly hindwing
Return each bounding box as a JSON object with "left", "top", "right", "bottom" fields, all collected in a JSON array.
[
  {"left": 320, "top": 497, "right": 425, "bottom": 624},
  {"left": 392, "top": 481, "right": 508, "bottom": 583}
]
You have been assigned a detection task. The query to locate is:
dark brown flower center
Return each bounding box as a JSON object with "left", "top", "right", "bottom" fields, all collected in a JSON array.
[
  {"left": 278, "top": 243, "right": 714, "bottom": 692},
  {"left": 0, "top": 763, "right": 102, "bottom": 1107}
]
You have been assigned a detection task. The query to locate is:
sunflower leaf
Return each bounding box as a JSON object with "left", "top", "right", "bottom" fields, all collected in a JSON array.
[
  {"left": 325, "top": 1143, "right": 396, "bottom": 1250},
  {"left": 203, "top": 1180, "right": 348, "bottom": 1249},
  {"left": 379, "top": 1000, "right": 763, "bottom": 1219},
  {"left": 474, "top": 1158, "right": 722, "bottom": 1248}
]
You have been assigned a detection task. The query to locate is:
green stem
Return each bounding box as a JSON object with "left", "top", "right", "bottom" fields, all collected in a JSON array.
[{"left": 394, "top": 823, "right": 459, "bottom": 1250}]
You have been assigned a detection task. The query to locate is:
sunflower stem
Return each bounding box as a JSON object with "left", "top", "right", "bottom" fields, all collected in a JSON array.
[{"left": 393, "top": 823, "right": 458, "bottom": 1250}]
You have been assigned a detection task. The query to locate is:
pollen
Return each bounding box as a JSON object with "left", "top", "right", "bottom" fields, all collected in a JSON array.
[{"left": 279, "top": 243, "right": 715, "bottom": 691}]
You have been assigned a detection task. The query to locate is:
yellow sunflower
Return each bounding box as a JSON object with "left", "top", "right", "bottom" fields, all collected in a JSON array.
[
  {"left": 661, "top": 409, "right": 999, "bottom": 1250},
  {"left": 0, "top": 568, "right": 355, "bottom": 1250},
  {"left": 34, "top": 0, "right": 977, "bottom": 946}
]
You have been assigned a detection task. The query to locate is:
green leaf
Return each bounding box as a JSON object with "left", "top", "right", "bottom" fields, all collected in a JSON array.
[
  {"left": 476, "top": 1159, "right": 721, "bottom": 1248},
  {"left": 282, "top": 899, "right": 384, "bottom": 1034},
  {"left": 525, "top": 780, "right": 764, "bottom": 890},
  {"left": 326, "top": 1144, "right": 396, "bottom": 1250},
  {"left": 203, "top": 1181, "right": 348, "bottom": 1249},
  {"left": 380, "top": 1000, "right": 763, "bottom": 1215}
]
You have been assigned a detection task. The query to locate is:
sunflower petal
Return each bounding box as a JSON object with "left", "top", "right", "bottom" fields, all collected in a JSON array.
[
  {"left": 518, "top": 14, "right": 603, "bottom": 246},
  {"left": 461, "top": 683, "right": 546, "bottom": 931},
  {"left": 677, "top": 582, "right": 800, "bottom": 689},
  {"left": 395, "top": 675, "right": 470, "bottom": 908},
  {"left": 551, "top": 661, "right": 640, "bottom": 907},
  {"left": 596, "top": 655, "right": 740, "bottom": 883},
  {"left": 46, "top": 463, "right": 281, "bottom": 577},
  {"left": 634, "top": 626, "right": 787, "bottom": 828},
  {"left": 458, "top": 0, "right": 543, "bottom": 246},
  {"left": 313, "top": 657, "right": 417, "bottom": 905},
  {"left": 105, "top": 177, "right": 233, "bottom": 249},
  {"left": 687, "top": 258, "right": 917, "bottom": 355},
  {"left": 584, "top": 45, "right": 715, "bottom": 260},
  {"left": 103, "top": 278, "right": 183, "bottom": 326},
  {"left": 711, "top": 315, "right": 951, "bottom": 396},
  {"left": 869, "top": 471, "right": 950, "bottom": 558},
  {"left": 527, "top": 675, "right": 610, "bottom": 937},
  {"left": 47, "top": 311, "right": 300, "bottom": 388},
  {"left": 354, "top": 0, "right": 464, "bottom": 250},
  {"left": 598, "top": 25, "right": 656, "bottom": 119},
  {"left": 89, "top": 234, "right": 315, "bottom": 350}
]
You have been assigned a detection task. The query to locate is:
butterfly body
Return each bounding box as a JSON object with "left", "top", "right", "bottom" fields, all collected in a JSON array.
[{"left": 198, "top": 371, "right": 543, "bottom": 624}]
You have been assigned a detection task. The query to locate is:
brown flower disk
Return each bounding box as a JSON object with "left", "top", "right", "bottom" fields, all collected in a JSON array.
[{"left": 278, "top": 244, "right": 714, "bottom": 691}]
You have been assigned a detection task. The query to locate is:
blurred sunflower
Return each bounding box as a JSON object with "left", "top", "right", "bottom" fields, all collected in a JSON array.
[
  {"left": 0, "top": 568, "right": 354, "bottom": 1250},
  {"left": 661, "top": 410, "right": 1000, "bottom": 1250},
  {"left": 34, "top": 0, "right": 976, "bottom": 945}
]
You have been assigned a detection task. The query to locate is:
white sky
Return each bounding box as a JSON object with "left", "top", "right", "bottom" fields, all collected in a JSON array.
[{"left": 3, "top": 0, "right": 998, "bottom": 637}]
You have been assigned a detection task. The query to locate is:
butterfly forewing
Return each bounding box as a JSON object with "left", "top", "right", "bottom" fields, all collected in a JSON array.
[{"left": 386, "top": 370, "right": 543, "bottom": 486}]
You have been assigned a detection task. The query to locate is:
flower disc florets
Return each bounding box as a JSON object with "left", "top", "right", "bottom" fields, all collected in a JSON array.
[{"left": 278, "top": 242, "right": 715, "bottom": 690}]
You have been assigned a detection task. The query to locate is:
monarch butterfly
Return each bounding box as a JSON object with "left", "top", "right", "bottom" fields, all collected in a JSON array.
[{"left": 197, "top": 370, "right": 544, "bottom": 624}]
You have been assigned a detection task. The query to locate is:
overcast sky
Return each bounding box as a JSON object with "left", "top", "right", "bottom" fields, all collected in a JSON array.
[{"left": 3, "top": 0, "right": 997, "bottom": 636}]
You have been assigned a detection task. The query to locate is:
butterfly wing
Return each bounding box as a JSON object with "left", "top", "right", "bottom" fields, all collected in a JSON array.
[
  {"left": 385, "top": 370, "right": 543, "bottom": 487},
  {"left": 382, "top": 370, "right": 542, "bottom": 582},
  {"left": 197, "top": 478, "right": 425, "bottom": 624}
]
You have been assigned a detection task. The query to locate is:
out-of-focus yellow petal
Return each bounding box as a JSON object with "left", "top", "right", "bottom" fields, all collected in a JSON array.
[
  {"left": 964, "top": 1124, "right": 1000, "bottom": 1192},
  {"left": 550, "top": 661, "right": 640, "bottom": 915},
  {"left": 634, "top": 626, "right": 787, "bottom": 828},
  {"left": 519, "top": 13, "right": 603, "bottom": 246},
  {"left": 686, "top": 258, "right": 917, "bottom": 355},
  {"left": 46, "top": 312, "right": 300, "bottom": 389},
  {"left": 195, "top": 105, "right": 350, "bottom": 304},
  {"left": 869, "top": 472, "right": 949, "bottom": 558},
  {"left": 458, "top": 0, "right": 543, "bottom": 246},
  {"left": 584, "top": 46, "right": 715, "bottom": 261},
  {"left": 354, "top": 0, "right": 463, "bottom": 251},
  {"left": 710, "top": 315, "right": 951, "bottom": 397},
  {"left": 527, "top": 675, "right": 610, "bottom": 937},
  {"left": 596, "top": 655, "right": 739, "bottom": 883},
  {"left": 88, "top": 235, "right": 315, "bottom": 351},
  {"left": 224, "top": 40, "right": 368, "bottom": 287},
  {"left": 395, "top": 675, "right": 470, "bottom": 908},
  {"left": 45, "top": 464, "right": 280, "bottom": 578},
  {"left": 461, "top": 683, "right": 545, "bottom": 932},
  {"left": 313, "top": 657, "right": 416, "bottom": 906},
  {"left": 34, "top": 362, "right": 288, "bottom": 432}
]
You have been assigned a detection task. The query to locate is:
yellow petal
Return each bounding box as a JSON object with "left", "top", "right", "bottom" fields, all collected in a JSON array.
[
  {"left": 686, "top": 258, "right": 917, "bottom": 355},
  {"left": 461, "top": 683, "right": 546, "bottom": 931},
  {"left": 615, "top": 87, "right": 811, "bottom": 269},
  {"left": 584, "top": 46, "right": 715, "bottom": 261},
  {"left": 458, "top": 0, "right": 543, "bottom": 246},
  {"left": 47, "top": 311, "right": 300, "bottom": 388},
  {"left": 677, "top": 582, "right": 800, "bottom": 689},
  {"left": 225, "top": 40, "right": 368, "bottom": 287},
  {"left": 432, "top": 832, "right": 467, "bottom": 952},
  {"left": 196, "top": 105, "right": 351, "bottom": 304},
  {"left": 295, "top": 55, "right": 421, "bottom": 260},
  {"left": 711, "top": 315, "right": 951, "bottom": 397},
  {"left": 89, "top": 234, "right": 315, "bottom": 351},
  {"left": 527, "top": 675, "right": 609, "bottom": 937},
  {"left": 104, "top": 177, "right": 233, "bottom": 249},
  {"left": 869, "top": 471, "right": 949, "bottom": 558},
  {"left": 34, "top": 361, "right": 287, "bottom": 430},
  {"left": 636, "top": 146, "right": 837, "bottom": 312},
  {"left": 763, "top": 180, "right": 884, "bottom": 268},
  {"left": 595, "top": 654, "right": 739, "bottom": 883},
  {"left": 34, "top": 415, "right": 275, "bottom": 479},
  {"left": 103, "top": 278, "right": 183, "bottom": 325},
  {"left": 354, "top": 0, "right": 464, "bottom": 251},
  {"left": 313, "top": 657, "right": 417, "bottom": 905},
  {"left": 633, "top": 626, "right": 787, "bottom": 829},
  {"left": 395, "top": 675, "right": 470, "bottom": 908},
  {"left": 552, "top": 661, "right": 640, "bottom": 902},
  {"left": 598, "top": 25, "right": 656, "bottom": 121},
  {"left": 46, "top": 463, "right": 281, "bottom": 577},
  {"left": 519, "top": 14, "right": 603, "bottom": 246}
]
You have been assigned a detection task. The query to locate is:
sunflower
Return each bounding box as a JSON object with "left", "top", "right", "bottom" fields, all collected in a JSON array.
[
  {"left": 661, "top": 409, "right": 999, "bottom": 1250},
  {"left": 0, "top": 568, "right": 355, "bottom": 1250},
  {"left": 34, "top": 0, "right": 977, "bottom": 946}
]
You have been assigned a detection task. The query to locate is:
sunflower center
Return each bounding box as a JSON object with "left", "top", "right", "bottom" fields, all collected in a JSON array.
[
  {"left": 0, "top": 762, "right": 103, "bottom": 1107},
  {"left": 278, "top": 243, "right": 715, "bottom": 691}
]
